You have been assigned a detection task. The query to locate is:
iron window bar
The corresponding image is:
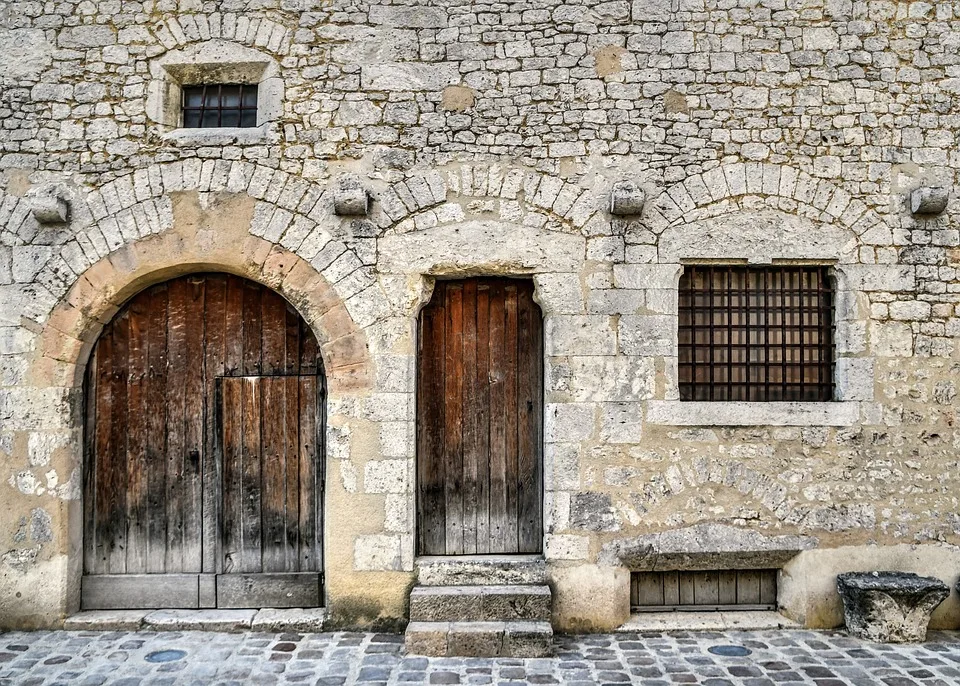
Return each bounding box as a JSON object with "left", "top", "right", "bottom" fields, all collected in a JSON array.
[
  {"left": 678, "top": 265, "right": 835, "bottom": 402},
  {"left": 182, "top": 84, "right": 259, "bottom": 129}
]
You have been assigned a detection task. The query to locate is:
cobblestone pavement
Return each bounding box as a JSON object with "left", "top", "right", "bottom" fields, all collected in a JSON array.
[{"left": 1, "top": 629, "right": 959, "bottom": 685}]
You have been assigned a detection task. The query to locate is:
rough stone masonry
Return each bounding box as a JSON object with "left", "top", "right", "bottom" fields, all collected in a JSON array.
[{"left": 0, "top": 0, "right": 959, "bottom": 633}]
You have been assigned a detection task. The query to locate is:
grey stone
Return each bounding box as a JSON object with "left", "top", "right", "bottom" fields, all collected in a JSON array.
[
  {"left": 910, "top": 187, "right": 949, "bottom": 215},
  {"left": 63, "top": 610, "right": 148, "bottom": 631},
  {"left": 609, "top": 180, "right": 645, "bottom": 216},
  {"left": 416, "top": 555, "right": 546, "bottom": 586},
  {"left": 599, "top": 523, "right": 818, "bottom": 570},
  {"left": 24, "top": 184, "right": 70, "bottom": 224},
  {"left": 837, "top": 571, "right": 949, "bottom": 643},
  {"left": 142, "top": 609, "right": 256, "bottom": 632},
  {"left": 250, "top": 608, "right": 327, "bottom": 632},
  {"left": 333, "top": 177, "right": 370, "bottom": 216}
]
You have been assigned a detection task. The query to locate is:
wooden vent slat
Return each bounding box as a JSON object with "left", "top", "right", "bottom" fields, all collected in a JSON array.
[{"left": 630, "top": 570, "right": 778, "bottom": 612}]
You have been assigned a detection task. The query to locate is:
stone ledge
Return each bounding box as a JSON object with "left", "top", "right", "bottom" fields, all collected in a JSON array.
[
  {"left": 645, "top": 401, "right": 861, "bottom": 427},
  {"left": 64, "top": 608, "right": 327, "bottom": 633},
  {"left": 618, "top": 610, "right": 800, "bottom": 632},
  {"left": 160, "top": 124, "right": 278, "bottom": 147},
  {"left": 599, "top": 523, "right": 817, "bottom": 571}
]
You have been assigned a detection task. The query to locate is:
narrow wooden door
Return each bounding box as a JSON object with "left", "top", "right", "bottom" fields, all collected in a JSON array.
[
  {"left": 82, "top": 273, "right": 325, "bottom": 610},
  {"left": 218, "top": 375, "right": 321, "bottom": 607},
  {"left": 417, "top": 278, "right": 543, "bottom": 556}
]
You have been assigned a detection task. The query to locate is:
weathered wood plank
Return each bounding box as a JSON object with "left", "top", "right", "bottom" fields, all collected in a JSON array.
[
  {"left": 220, "top": 377, "right": 242, "bottom": 575},
  {"left": 242, "top": 280, "right": 262, "bottom": 375},
  {"left": 516, "top": 281, "right": 542, "bottom": 553},
  {"left": 443, "top": 282, "right": 464, "bottom": 555},
  {"left": 283, "top": 375, "right": 300, "bottom": 571},
  {"left": 261, "top": 377, "right": 286, "bottom": 573},
  {"left": 417, "top": 301, "right": 446, "bottom": 555},
  {"left": 144, "top": 285, "right": 168, "bottom": 573},
  {"left": 82, "top": 349, "right": 98, "bottom": 575},
  {"left": 461, "top": 279, "right": 479, "bottom": 555},
  {"left": 125, "top": 298, "right": 148, "bottom": 574},
  {"left": 737, "top": 569, "right": 762, "bottom": 604},
  {"left": 503, "top": 283, "right": 519, "bottom": 553},
  {"left": 224, "top": 276, "right": 244, "bottom": 376},
  {"left": 164, "top": 278, "right": 188, "bottom": 573},
  {"left": 202, "top": 275, "right": 226, "bottom": 574},
  {"left": 261, "top": 289, "right": 287, "bottom": 374},
  {"left": 474, "top": 283, "right": 491, "bottom": 554},
  {"left": 240, "top": 376, "right": 263, "bottom": 573},
  {"left": 298, "top": 376, "right": 318, "bottom": 571},
  {"left": 718, "top": 570, "right": 737, "bottom": 605},
  {"left": 181, "top": 276, "right": 205, "bottom": 573},
  {"left": 108, "top": 314, "right": 129, "bottom": 574},
  {"left": 759, "top": 569, "right": 777, "bottom": 605},
  {"left": 487, "top": 281, "right": 507, "bottom": 553}
]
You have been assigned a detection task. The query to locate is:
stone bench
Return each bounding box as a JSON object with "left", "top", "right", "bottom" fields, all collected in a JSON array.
[{"left": 837, "top": 571, "right": 949, "bottom": 643}]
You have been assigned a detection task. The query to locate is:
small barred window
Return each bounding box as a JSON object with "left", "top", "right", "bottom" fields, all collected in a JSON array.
[
  {"left": 182, "top": 84, "right": 258, "bottom": 129},
  {"left": 678, "top": 266, "right": 834, "bottom": 402}
]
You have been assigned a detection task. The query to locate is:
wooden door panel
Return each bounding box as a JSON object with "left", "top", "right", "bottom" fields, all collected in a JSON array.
[
  {"left": 219, "top": 376, "right": 321, "bottom": 576},
  {"left": 417, "top": 278, "right": 543, "bottom": 556},
  {"left": 82, "top": 273, "right": 325, "bottom": 610}
]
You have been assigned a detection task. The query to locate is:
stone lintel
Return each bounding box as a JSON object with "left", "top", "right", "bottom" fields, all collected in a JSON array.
[{"left": 599, "top": 523, "right": 817, "bottom": 571}]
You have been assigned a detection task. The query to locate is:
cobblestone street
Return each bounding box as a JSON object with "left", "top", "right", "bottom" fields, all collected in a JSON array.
[{"left": 1, "top": 629, "right": 959, "bottom": 685}]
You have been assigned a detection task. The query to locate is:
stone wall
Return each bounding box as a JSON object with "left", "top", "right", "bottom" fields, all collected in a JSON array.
[{"left": 1, "top": 0, "right": 959, "bottom": 631}]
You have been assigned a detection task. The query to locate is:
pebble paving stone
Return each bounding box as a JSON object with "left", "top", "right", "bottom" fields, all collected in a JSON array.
[{"left": 0, "top": 630, "right": 958, "bottom": 685}]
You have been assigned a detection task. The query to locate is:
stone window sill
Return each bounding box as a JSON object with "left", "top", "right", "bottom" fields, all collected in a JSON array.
[
  {"left": 646, "top": 400, "right": 860, "bottom": 427},
  {"left": 161, "top": 124, "right": 278, "bottom": 147}
]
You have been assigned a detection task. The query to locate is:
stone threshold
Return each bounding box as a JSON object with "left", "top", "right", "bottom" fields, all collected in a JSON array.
[
  {"left": 618, "top": 611, "right": 800, "bottom": 632},
  {"left": 64, "top": 608, "right": 327, "bottom": 633}
]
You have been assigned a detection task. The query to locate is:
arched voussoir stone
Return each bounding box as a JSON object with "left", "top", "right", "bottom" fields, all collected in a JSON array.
[
  {"left": 28, "top": 217, "right": 374, "bottom": 396},
  {"left": 646, "top": 163, "right": 886, "bottom": 239},
  {"left": 378, "top": 163, "right": 602, "bottom": 236}
]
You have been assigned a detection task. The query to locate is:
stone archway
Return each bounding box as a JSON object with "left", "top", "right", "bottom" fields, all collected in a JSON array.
[
  {"left": 7, "top": 214, "right": 373, "bottom": 623},
  {"left": 81, "top": 272, "right": 327, "bottom": 609}
]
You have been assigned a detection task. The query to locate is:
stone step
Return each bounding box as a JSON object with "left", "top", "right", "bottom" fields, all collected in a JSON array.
[
  {"left": 405, "top": 620, "right": 553, "bottom": 658},
  {"left": 416, "top": 555, "right": 547, "bottom": 586},
  {"left": 409, "top": 584, "right": 552, "bottom": 622}
]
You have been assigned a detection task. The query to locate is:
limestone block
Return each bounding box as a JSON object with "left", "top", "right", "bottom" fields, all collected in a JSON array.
[
  {"left": 333, "top": 178, "right": 370, "bottom": 216},
  {"left": 354, "top": 534, "right": 402, "bottom": 571},
  {"left": 837, "top": 572, "right": 949, "bottom": 643},
  {"left": 549, "top": 356, "right": 655, "bottom": 402},
  {"left": 251, "top": 608, "right": 327, "bottom": 632},
  {"left": 363, "top": 459, "right": 407, "bottom": 493},
  {"left": 446, "top": 621, "right": 505, "bottom": 657},
  {"left": 618, "top": 314, "right": 675, "bottom": 356},
  {"left": 910, "top": 187, "right": 949, "bottom": 215},
  {"left": 612, "top": 264, "right": 681, "bottom": 290},
  {"left": 645, "top": 401, "right": 860, "bottom": 427},
  {"left": 599, "top": 402, "right": 643, "bottom": 444},
  {"left": 361, "top": 63, "right": 459, "bottom": 91},
  {"left": 64, "top": 610, "right": 147, "bottom": 631},
  {"left": 569, "top": 492, "right": 620, "bottom": 532},
  {"left": 25, "top": 184, "right": 70, "bottom": 224},
  {"left": 143, "top": 609, "right": 256, "bottom": 632},
  {"left": 835, "top": 357, "right": 875, "bottom": 401},
  {"left": 546, "top": 315, "right": 616, "bottom": 356},
  {"left": 545, "top": 403, "right": 595, "bottom": 442},
  {"left": 378, "top": 221, "right": 585, "bottom": 274},
  {"left": 544, "top": 534, "right": 590, "bottom": 560},
  {"left": 609, "top": 180, "right": 645, "bottom": 216}
]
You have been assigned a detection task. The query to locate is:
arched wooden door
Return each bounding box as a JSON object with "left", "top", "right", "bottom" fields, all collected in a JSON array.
[{"left": 82, "top": 273, "right": 325, "bottom": 609}]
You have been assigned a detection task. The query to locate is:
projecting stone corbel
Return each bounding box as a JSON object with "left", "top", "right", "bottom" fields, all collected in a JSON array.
[
  {"left": 25, "top": 183, "right": 70, "bottom": 224},
  {"left": 910, "top": 186, "right": 949, "bottom": 216},
  {"left": 333, "top": 176, "right": 371, "bottom": 216},
  {"left": 609, "top": 179, "right": 645, "bottom": 216}
]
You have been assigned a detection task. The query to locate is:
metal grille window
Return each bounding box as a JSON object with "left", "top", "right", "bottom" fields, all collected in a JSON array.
[
  {"left": 678, "top": 266, "right": 834, "bottom": 402},
  {"left": 182, "top": 84, "right": 258, "bottom": 128}
]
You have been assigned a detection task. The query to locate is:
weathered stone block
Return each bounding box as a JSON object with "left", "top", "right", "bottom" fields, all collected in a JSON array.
[
  {"left": 609, "top": 180, "right": 645, "bottom": 216},
  {"left": 837, "top": 572, "right": 949, "bottom": 643},
  {"left": 910, "top": 187, "right": 949, "bottom": 215}
]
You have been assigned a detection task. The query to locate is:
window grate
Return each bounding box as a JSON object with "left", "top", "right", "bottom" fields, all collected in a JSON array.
[
  {"left": 182, "top": 84, "right": 258, "bottom": 129},
  {"left": 631, "top": 570, "right": 778, "bottom": 612},
  {"left": 678, "top": 265, "right": 834, "bottom": 402}
]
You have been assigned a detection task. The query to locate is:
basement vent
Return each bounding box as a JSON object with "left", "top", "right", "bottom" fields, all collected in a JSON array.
[{"left": 630, "top": 570, "right": 777, "bottom": 612}]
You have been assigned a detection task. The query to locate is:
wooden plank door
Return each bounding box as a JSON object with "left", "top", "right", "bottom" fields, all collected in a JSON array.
[
  {"left": 82, "top": 273, "right": 324, "bottom": 610},
  {"left": 218, "top": 375, "right": 322, "bottom": 608},
  {"left": 417, "top": 278, "right": 543, "bottom": 556}
]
